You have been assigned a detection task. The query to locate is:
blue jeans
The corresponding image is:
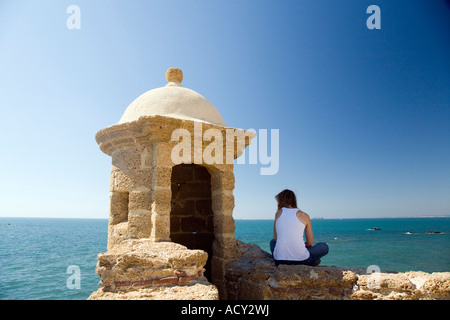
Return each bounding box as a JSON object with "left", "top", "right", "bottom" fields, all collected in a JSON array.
[{"left": 270, "top": 239, "right": 329, "bottom": 266}]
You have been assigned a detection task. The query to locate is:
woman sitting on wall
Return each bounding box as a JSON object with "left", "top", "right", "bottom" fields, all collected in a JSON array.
[{"left": 270, "top": 189, "right": 329, "bottom": 266}]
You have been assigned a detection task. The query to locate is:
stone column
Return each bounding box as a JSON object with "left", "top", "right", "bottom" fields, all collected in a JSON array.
[
  {"left": 150, "top": 142, "right": 173, "bottom": 242},
  {"left": 210, "top": 166, "right": 237, "bottom": 299},
  {"left": 107, "top": 189, "right": 129, "bottom": 250},
  {"left": 128, "top": 188, "right": 153, "bottom": 239}
]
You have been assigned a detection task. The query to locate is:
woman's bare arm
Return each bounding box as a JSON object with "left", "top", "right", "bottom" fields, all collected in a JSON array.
[
  {"left": 297, "top": 211, "right": 313, "bottom": 247},
  {"left": 273, "top": 209, "right": 282, "bottom": 241}
]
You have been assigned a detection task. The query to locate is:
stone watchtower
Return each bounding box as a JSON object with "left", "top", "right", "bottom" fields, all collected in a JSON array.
[{"left": 89, "top": 68, "right": 255, "bottom": 299}]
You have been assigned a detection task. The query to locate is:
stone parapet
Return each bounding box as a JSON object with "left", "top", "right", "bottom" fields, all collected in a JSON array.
[
  {"left": 89, "top": 239, "right": 219, "bottom": 300},
  {"left": 224, "top": 241, "right": 450, "bottom": 300}
]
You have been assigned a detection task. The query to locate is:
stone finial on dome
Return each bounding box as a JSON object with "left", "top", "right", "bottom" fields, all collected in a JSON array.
[{"left": 165, "top": 67, "right": 183, "bottom": 86}]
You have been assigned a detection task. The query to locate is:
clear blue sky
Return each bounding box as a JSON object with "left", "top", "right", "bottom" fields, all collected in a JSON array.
[{"left": 0, "top": 0, "right": 449, "bottom": 219}]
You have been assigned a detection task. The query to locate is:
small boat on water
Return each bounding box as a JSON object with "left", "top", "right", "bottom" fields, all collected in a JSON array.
[
  {"left": 368, "top": 227, "right": 381, "bottom": 231},
  {"left": 404, "top": 231, "right": 444, "bottom": 235}
]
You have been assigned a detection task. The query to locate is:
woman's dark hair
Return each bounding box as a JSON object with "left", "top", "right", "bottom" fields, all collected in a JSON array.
[{"left": 275, "top": 189, "right": 298, "bottom": 210}]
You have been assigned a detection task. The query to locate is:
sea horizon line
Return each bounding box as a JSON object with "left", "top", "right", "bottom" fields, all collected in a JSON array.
[{"left": 1, "top": 215, "right": 449, "bottom": 221}]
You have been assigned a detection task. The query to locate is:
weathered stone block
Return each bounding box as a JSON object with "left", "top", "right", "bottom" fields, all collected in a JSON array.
[
  {"left": 211, "top": 170, "right": 235, "bottom": 191},
  {"left": 155, "top": 166, "right": 172, "bottom": 188},
  {"left": 155, "top": 142, "right": 176, "bottom": 166},
  {"left": 110, "top": 167, "right": 133, "bottom": 192},
  {"left": 128, "top": 210, "right": 152, "bottom": 239},
  {"left": 112, "top": 147, "right": 141, "bottom": 170},
  {"left": 213, "top": 215, "right": 235, "bottom": 234},
  {"left": 128, "top": 190, "right": 152, "bottom": 211},
  {"left": 211, "top": 192, "right": 235, "bottom": 213},
  {"left": 129, "top": 169, "right": 154, "bottom": 189},
  {"left": 94, "top": 240, "right": 210, "bottom": 293},
  {"left": 212, "top": 235, "right": 237, "bottom": 259},
  {"left": 151, "top": 212, "right": 170, "bottom": 241},
  {"left": 107, "top": 222, "right": 128, "bottom": 250},
  {"left": 154, "top": 187, "right": 172, "bottom": 208},
  {"left": 109, "top": 191, "right": 129, "bottom": 225},
  {"left": 153, "top": 187, "right": 172, "bottom": 214}
]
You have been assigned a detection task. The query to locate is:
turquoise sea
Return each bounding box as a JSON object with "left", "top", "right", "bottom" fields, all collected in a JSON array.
[{"left": 0, "top": 217, "right": 449, "bottom": 300}]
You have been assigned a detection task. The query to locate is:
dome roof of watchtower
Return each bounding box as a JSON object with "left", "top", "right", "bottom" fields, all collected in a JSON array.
[{"left": 119, "top": 68, "right": 226, "bottom": 126}]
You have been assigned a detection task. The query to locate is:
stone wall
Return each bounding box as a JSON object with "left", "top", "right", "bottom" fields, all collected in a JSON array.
[
  {"left": 89, "top": 238, "right": 450, "bottom": 300},
  {"left": 224, "top": 241, "right": 450, "bottom": 300},
  {"left": 89, "top": 239, "right": 218, "bottom": 300}
]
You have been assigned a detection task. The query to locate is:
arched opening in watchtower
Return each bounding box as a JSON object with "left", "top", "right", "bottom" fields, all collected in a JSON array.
[{"left": 170, "top": 164, "right": 215, "bottom": 282}]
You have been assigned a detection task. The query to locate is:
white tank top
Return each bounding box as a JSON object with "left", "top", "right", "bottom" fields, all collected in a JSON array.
[{"left": 273, "top": 207, "right": 310, "bottom": 261}]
